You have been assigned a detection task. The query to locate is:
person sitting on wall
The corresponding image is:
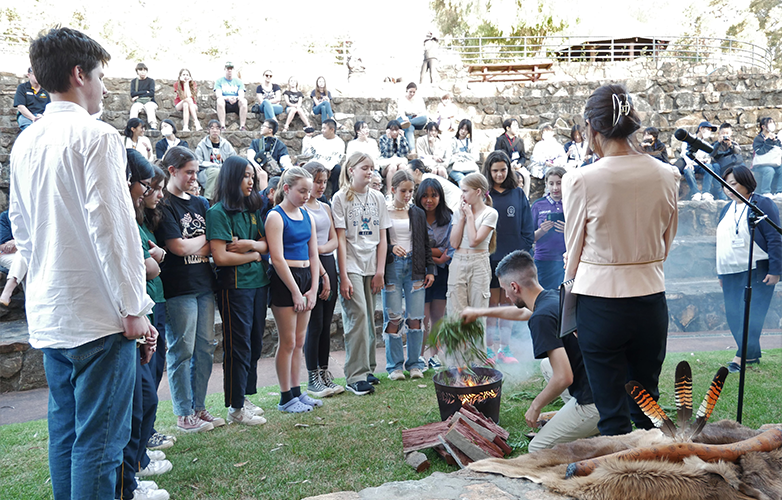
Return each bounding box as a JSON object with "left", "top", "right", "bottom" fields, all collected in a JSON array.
[
  {"left": 378, "top": 120, "right": 411, "bottom": 191},
  {"left": 397, "top": 82, "right": 429, "bottom": 149},
  {"left": 494, "top": 118, "right": 530, "bottom": 196},
  {"left": 461, "top": 250, "right": 599, "bottom": 452},
  {"left": 129, "top": 62, "right": 158, "bottom": 129},
  {"left": 255, "top": 69, "right": 283, "bottom": 124},
  {"left": 710, "top": 122, "right": 745, "bottom": 200},
  {"left": 640, "top": 126, "right": 669, "bottom": 164},
  {"left": 214, "top": 61, "right": 248, "bottom": 131},
  {"left": 529, "top": 124, "right": 567, "bottom": 201},
  {"left": 310, "top": 119, "right": 346, "bottom": 195},
  {"left": 416, "top": 121, "right": 448, "bottom": 178},
  {"left": 155, "top": 118, "right": 190, "bottom": 160},
  {"left": 13, "top": 67, "right": 50, "bottom": 131},
  {"left": 247, "top": 119, "right": 292, "bottom": 189},
  {"left": 563, "top": 124, "right": 590, "bottom": 169},
  {"left": 675, "top": 121, "right": 718, "bottom": 201},
  {"left": 195, "top": 119, "right": 237, "bottom": 200}
]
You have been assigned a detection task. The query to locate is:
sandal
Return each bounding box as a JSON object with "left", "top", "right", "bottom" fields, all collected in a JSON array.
[
  {"left": 298, "top": 393, "right": 323, "bottom": 407},
  {"left": 277, "top": 397, "right": 313, "bottom": 413}
]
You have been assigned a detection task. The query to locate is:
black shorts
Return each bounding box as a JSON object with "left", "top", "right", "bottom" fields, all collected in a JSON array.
[
  {"left": 269, "top": 266, "right": 313, "bottom": 307},
  {"left": 425, "top": 266, "right": 449, "bottom": 303},
  {"left": 224, "top": 100, "right": 240, "bottom": 114},
  {"left": 490, "top": 259, "right": 501, "bottom": 289}
]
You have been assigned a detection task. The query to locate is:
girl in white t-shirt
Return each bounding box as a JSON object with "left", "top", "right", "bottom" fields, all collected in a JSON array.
[{"left": 447, "top": 173, "right": 498, "bottom": 343}]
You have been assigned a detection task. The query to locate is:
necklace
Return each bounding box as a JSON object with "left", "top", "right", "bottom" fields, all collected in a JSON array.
[{"left": 389, "top": 202, "right": 409, "bottom": 211}]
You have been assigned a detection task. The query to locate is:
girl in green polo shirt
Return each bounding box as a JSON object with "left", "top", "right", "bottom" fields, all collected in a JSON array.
[{"left": 207, "top": 156, "right": 270, "bottom": 426}]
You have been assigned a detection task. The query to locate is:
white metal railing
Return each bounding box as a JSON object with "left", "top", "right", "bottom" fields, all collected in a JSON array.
[{"left": 441, "top": 35, "right": 773, "bottom": 72}]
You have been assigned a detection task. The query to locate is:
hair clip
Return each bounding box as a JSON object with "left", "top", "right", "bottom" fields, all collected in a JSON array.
[{"left": 612, "top": 94, "right": 632, "bottom": 127}]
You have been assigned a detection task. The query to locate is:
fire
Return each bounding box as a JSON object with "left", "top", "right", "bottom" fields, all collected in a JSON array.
[
  {"left": 449, "top": 368, "right": 496, "bottom": 388},
  {"left": 438, "top": 389, "right": 500, "bottom": 406}
]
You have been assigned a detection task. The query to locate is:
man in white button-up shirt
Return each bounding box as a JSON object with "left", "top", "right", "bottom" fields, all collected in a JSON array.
[{"left": 9, "top": 27, "right": 156, "bottom": 500}]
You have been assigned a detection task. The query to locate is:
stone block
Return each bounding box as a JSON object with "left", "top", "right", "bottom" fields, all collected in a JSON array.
[{"left": 0, "top": 351, "right": 22, "bottom": 379}]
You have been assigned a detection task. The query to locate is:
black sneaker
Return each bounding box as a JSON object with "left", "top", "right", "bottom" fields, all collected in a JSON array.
[
  {"left": 346, "top": 380, "right": 375, "bottom": 396},
  {"left": 367, "top": 373, "right": 380, "bottom": 385}
]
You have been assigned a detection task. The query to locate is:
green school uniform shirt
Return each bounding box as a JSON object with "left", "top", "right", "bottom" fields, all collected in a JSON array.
[
  {"left": 206, "top": 203, "right": 270, "bottom": 289},
  {"left": 139, "top": 223, "right": 165, "bottom": 303}
]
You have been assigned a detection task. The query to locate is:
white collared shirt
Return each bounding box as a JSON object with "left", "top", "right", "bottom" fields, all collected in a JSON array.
[{"left": 9, "top": 101, "right": 154, "bottom": 348}]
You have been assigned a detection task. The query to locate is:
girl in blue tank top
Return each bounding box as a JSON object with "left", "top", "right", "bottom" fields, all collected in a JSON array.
[{"left": 265, "top": 167, "right": 321, "bottom": 413}]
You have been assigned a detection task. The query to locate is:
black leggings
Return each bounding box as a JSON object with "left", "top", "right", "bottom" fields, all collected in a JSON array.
[
  {"left": 576, "top": 292, "right": 668, "bottom": 436},
  {"left": 304, "top": 254, "right": 338, "bottom": 370}
]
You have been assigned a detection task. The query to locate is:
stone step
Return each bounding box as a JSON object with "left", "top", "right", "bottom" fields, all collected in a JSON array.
[{"left": 665, "top": 235, "right": 716, "bottom": 280}]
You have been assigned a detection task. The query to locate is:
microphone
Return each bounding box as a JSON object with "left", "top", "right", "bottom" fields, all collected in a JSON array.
[{"left": 674, "top": 128, "right": 713, "bottom": 154}]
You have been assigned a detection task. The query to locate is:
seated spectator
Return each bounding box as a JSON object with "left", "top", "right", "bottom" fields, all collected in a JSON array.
[
  {"left": 447, "top": 118, "right": 479, "bottom": 183},
  {"left": 255, "top": 70, "right": 283, "bottom": 123},
  {"left": 195, "top": 119, "right": 237, "bottom": 200},
  {"left": 710, "top": 122, "right": 745, "bottom": 200},
  {"left": 346, "top": 121, "right": 380, "bottom": 164},
  {"left": 435, "top": 93, "right": 458, "bottom": 133},
  {"left": 214, "top": 61, "right": 248, "bottom": 131},
  {"left": 155, "top": 119, "right": 189, "bottom": 160},
  {"left": 397, "top": 82, "right": 428, "bottom": 148},
  {"left": 124, "top": 117, "right": 154, "bottom": 161},
  {"left": 311, "top": 76, "right": 335, "bottom": 123},
  {"left": 640, "top": 126, "right": 669, "bottom": 164},
  {"left": 416, "top": 121, "right": 448, "bottom": 178},
  {"left": 13, "top": 67, "right": 50, "bottom": 131},
  {"left": 409, "top": 159, "right": 461, "bottom": 213},
  {"left": 282, "top": 77, "right": 310, "bottom": 132},
  {"left": 174, "top": 68, "right": 202, "bottom": 132},
  {"left": 311, "top": 118, "right": 345, "bottom": 195},
  {"left": 0, "top": 210, "right": 27, "bottom": 306},
  {"left": 564, "top": 124, "right": 590, "bottom": 169},
  {"left": 300, "top": 126, "right": 317, "bottom": 161},
  {"left": 378, "top": 119, "right": 411, "bottom": 190},
  {"left": 751, "top": 117, "right": 782, "bottom": 199},
  {"left": 370, "top": 171, "right": 384, "bottom": 192},
  {"left": 129, "top": 62, "right": 158, "bottom": 129},
  {"left": 494, "top": 118, "right": 530, "bottom": 195},
  {"left": 529, "top": 124, "right": 566, "bottom": 179},
  {"left": 675, "top": 121, "right": 717, "bottom": 201},
  {"left": 247, "top": 119, "right": 292, "bottom": 188}
]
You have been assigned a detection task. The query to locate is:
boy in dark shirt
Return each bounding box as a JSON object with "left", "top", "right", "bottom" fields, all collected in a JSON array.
[
  {"left": 129, "top": 62, "right": 158, "bottom": 129},
  {"left": 640, "top": 127, "right": 669, "bottom": 164},
  {"left": 461, "top": 250, "right": 599, "bottom": 452}
]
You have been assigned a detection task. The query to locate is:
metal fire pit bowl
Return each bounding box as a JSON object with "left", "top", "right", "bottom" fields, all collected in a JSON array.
[{"left": 433, "top": 367, "right": 503, "bottom": 423}]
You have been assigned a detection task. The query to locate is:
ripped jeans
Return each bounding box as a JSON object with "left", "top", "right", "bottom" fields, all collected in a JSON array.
[{"left": 382, "top": 254, "right": 426, "bottom": 373}]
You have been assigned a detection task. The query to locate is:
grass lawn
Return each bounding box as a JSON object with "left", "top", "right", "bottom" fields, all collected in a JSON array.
[{"left": 1, "top": 349, "right": 780, "bottom": 500}]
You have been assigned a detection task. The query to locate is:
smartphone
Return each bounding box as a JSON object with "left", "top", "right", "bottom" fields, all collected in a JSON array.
[{"left": 546, "top": 212, "right": 565, "bottom": 223}]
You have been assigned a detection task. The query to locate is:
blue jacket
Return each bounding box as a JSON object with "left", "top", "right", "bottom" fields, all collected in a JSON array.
[{"left": 718, "top": 194, "right": 782, "bottom": 277}]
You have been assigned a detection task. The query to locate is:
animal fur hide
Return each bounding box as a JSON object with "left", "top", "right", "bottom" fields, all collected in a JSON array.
[{"left": 467, "top": 420, "right": 782, "bottom": 500}]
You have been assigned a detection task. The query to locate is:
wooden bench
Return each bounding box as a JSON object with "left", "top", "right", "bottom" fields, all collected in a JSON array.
[{"left": 467, "top": 62, "right": 554, "bottom": 83}]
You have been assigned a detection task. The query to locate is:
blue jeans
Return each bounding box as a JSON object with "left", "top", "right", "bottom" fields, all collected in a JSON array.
[
  {"left": 313, "top": 101, "right": 334, "bottom": 121},
  {"left": 535, "top": 259, "right": 565, "bottom": 290},
  {"left": 753, "top": 164, "right": 782, "bottom": 195},
  {"left": 260, "top": 100, "right": 283, "bottom": 121},
  {"left": 382, "top": 255, "right": 426, "bottom": 373},
  {"left": 43, "top": 333, "right": 136, "bottom": 500},
  {"left": 682, "top": 164, "right": 713, "bottom": 197},
  {"left": 722, "top": 266, "right": 776, "bottom": 360},
  {"left": 400, "top": 114, "right": 428, "bottom": 150},
  {"left": 17, "top": 115, "right": 33, "bottom": 130},
  {"left": 165, "top": 291, "right": 216, "bottom": 416},
  {"left": 449, "top": 170, "right": 466, "bottom": 184}
]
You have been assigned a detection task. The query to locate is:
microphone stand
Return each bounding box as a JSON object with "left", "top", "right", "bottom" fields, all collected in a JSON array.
[{"left": 686, "top": 150, "right": 782, "bottom": 423}]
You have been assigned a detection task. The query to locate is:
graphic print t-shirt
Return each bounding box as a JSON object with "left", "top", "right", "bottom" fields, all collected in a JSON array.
[{"left": 156, "top": 194, "right": 215, "bottom": 298}]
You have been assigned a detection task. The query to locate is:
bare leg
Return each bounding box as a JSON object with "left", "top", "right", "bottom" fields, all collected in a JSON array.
[
  {"left": 290, "top": 310, "right": 311, "bottom": 389},
  {"left": 239, "top": 98, "right": 248, "bottom": 129},
  {"left": 0, "top": 277, "right": 18, "bottom": 306},
  {"left": 272, "top": 305, "right": 297, "bottom": 392},
  {"left": 180, "top": 100, "right": 191, "bottom": 131},
  {"left": 216, "top": 97, "right": 227, "bottom": 128}
]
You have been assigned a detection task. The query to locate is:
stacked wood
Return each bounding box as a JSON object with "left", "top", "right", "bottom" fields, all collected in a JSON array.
[{"left": 402, "top": 403, "right": 512, "bottom": 469}]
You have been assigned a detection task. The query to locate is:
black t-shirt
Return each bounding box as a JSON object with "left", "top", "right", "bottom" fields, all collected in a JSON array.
[
  {"left": 256, "top": 83, "right": 281, "bottom": 101},
  {"left": 283, "top": 90, "right": 303, "bottom": 105},
  {"left": 155, "top": 194, "right": 215, "bottom": 298},
  {"left": 528, "top": 289, "right": 593, "bottom": 405}
]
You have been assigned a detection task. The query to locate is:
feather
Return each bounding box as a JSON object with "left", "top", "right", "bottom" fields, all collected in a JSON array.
[
  {"left": 674, "top": 361, "right": 693, "bottom": 428},
  {"left": 625, "top": 381, "right": 677, "bottom": 438},
  {"left": 686, "top": 366, "right": 729, "bottom": 441}
]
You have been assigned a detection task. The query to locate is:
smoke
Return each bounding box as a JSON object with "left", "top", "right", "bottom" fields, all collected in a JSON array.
[{"left": 487, "top": 318, "right": 539, "bottom": 383}]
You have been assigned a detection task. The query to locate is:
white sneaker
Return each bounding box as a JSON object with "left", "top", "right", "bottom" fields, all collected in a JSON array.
[
  {"left": 227, "top": 407, "right": 267, "bottom": 426},
  {"left": 389, "top": 370, "right": 406, "bottom": 381},
  {"left": 136, "top": 459, "right": 173, "bottom": 477},
  {"left": 701, "top": 192, "right": 714, "bottom": 201},
  {"left": 244, "top": 397, "right": 265, "bottom": 416},
  {"left": 410, "top": 368, "right": 424, "bottom": 379},
  {"left": 146, "top": 450, "right": 166, "bottom": 461},
  {"left": 136, "top": 480, "right": 158, "bottom": 490},
  {"left": 417, "top": 356, "right": 429, "bottom": 372},
  {"left": 134, "top": 485, "right": 170, "bottom": 500},
  {"left": 691, "top": 192, "right": 702, "bottom": 201}
]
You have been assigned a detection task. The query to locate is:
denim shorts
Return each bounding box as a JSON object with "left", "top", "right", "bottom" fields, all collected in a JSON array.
[
  {"left": 269, "top": 266, "right": 312, "bottom": 307},
  {"left": 425, "top": 266, "right": 449, "bottom": 302}
]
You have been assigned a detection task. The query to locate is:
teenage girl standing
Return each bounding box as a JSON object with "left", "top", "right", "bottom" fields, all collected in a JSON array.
[
  {"left": 332, "top": 152, "right": 391, "bottom": 396},
  {"left": 415, "top": 177, "right": 453, "bottom": 369},
  {"left": 156, "top": 146, "right": 221, "bottom": 433},
  {"left": 383, "top": 170, "right": 434, "bottom": 381},
  {"left": 447, "top": 173, "right": 498, "bottom": 349},
  {"left": 482, "top": 150, "right": 534, "bottom": 363},
  {"left": 266, "top": 167, "right": 321, "bottom": 413},
  {"left": 207, "top": 156, "right": 269, "bottom": 425},
  {"left": 302, "top": 161, "right": 343, "bottom": 397}
]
